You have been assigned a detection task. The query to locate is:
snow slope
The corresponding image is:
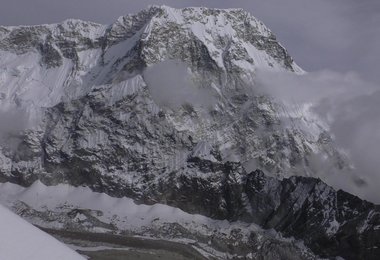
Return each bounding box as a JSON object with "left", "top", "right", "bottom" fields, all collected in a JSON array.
[{"left": 0, "top": 204, "right": 84, "bottom": 260}]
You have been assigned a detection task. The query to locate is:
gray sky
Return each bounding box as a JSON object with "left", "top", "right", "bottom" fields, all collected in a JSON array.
[{"left": 0, "top": 0, "right": 379, "bottom": 84}]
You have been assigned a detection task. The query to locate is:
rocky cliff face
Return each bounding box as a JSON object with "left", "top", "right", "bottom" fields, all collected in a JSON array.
[{"left": 0, "top": 5, "right": 378, "bottom": 259}]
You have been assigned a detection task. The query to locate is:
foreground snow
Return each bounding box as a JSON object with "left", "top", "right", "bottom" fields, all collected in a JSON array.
[{"left": 0, "top": 204, "right": 84, "bottom": 260}]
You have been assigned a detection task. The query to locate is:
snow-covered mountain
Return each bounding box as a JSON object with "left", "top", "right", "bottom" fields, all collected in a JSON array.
[
  {"left": 0, "top": 6, "right": 298, "bottom": 108},
  {"left": 0, "top": 5, "right": 379, "bottom": 260},
  {"left": 0, "top": 5, "right": 343, "bottom": 191},
  {"left": 0, "top": 204, "right": 84, "bottom": 260}
]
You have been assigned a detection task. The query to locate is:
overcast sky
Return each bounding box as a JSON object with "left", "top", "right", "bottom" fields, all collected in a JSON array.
[{"left": 0, "top": 0, "right": 379, "bottom": 84}]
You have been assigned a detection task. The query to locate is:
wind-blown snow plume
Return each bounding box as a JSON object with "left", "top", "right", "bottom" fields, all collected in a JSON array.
[{"left": 255, "top": 69, "right": 380, "bottom": 203}]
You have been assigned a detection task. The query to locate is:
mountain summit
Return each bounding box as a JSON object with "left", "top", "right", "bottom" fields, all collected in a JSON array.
[
  {"left": 0, "top": 6, "right": 379, "bottom": 260},
  {"left": 0, "top": 5, "right": 301, "bottom": 107}
]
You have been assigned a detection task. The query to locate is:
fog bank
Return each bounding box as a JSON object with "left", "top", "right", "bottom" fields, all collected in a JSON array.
[{"left": 256, "top": 69, "right": 380, "bottom": 203}]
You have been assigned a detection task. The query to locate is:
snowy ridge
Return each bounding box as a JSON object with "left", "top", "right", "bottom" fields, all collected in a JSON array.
[
  {"left": 0, "top": 180, "right": 237, "bottom": 231},
  {"left": 0, "top": 181, "right": 317, "bottom": 259}
]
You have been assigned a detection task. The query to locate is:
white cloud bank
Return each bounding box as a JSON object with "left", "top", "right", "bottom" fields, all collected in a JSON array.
[{"left": 256, "top": 69, "right": 380, "bottom": 203}]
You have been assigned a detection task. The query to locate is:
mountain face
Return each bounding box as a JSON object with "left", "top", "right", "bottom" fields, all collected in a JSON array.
[
  {"left": 0, "top": 5, "right": 379, "bottom": 259},
  {"left": 0, "top": 6, "right": 340, "bottom": 189}
]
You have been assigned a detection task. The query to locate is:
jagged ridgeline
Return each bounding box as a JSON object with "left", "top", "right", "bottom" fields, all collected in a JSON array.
[{"left": 0, "top": 6, "right": 379, "bottom": 260}]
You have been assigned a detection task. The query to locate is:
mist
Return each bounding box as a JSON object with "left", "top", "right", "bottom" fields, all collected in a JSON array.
[
  {"left": 0, "top": 103, "right": 41, "bottom": 154},
  {"left": 255, "top": 69, "right": 380, "bottom": 203},
  {"left": 143, "top": 60, "right": 217, "bottom": 110},
  {"left": 0, "top": 105, "right": 30, "bottom": 136}
]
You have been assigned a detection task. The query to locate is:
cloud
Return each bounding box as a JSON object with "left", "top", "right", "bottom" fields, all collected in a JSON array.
[
  {"left": 143, "top": 60, "right": 217, "bottom": 110},
  {"left": 255, "top": 70, "right": 376, "bottom": 104},
  {"left": 0, "top": 105, "right": 29, "bottom": 135},
  {"left": 255, "top": 69, "right": 380, "bottom": 203},
  {"left": 321, "top": 90, "right": 380, "bottom": 203},
  {"left": 0, "top": 102, "right": 41, "bottom": 144},
  {"left": 0, "top": 105, "right": 30, "bottom": 154}
]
